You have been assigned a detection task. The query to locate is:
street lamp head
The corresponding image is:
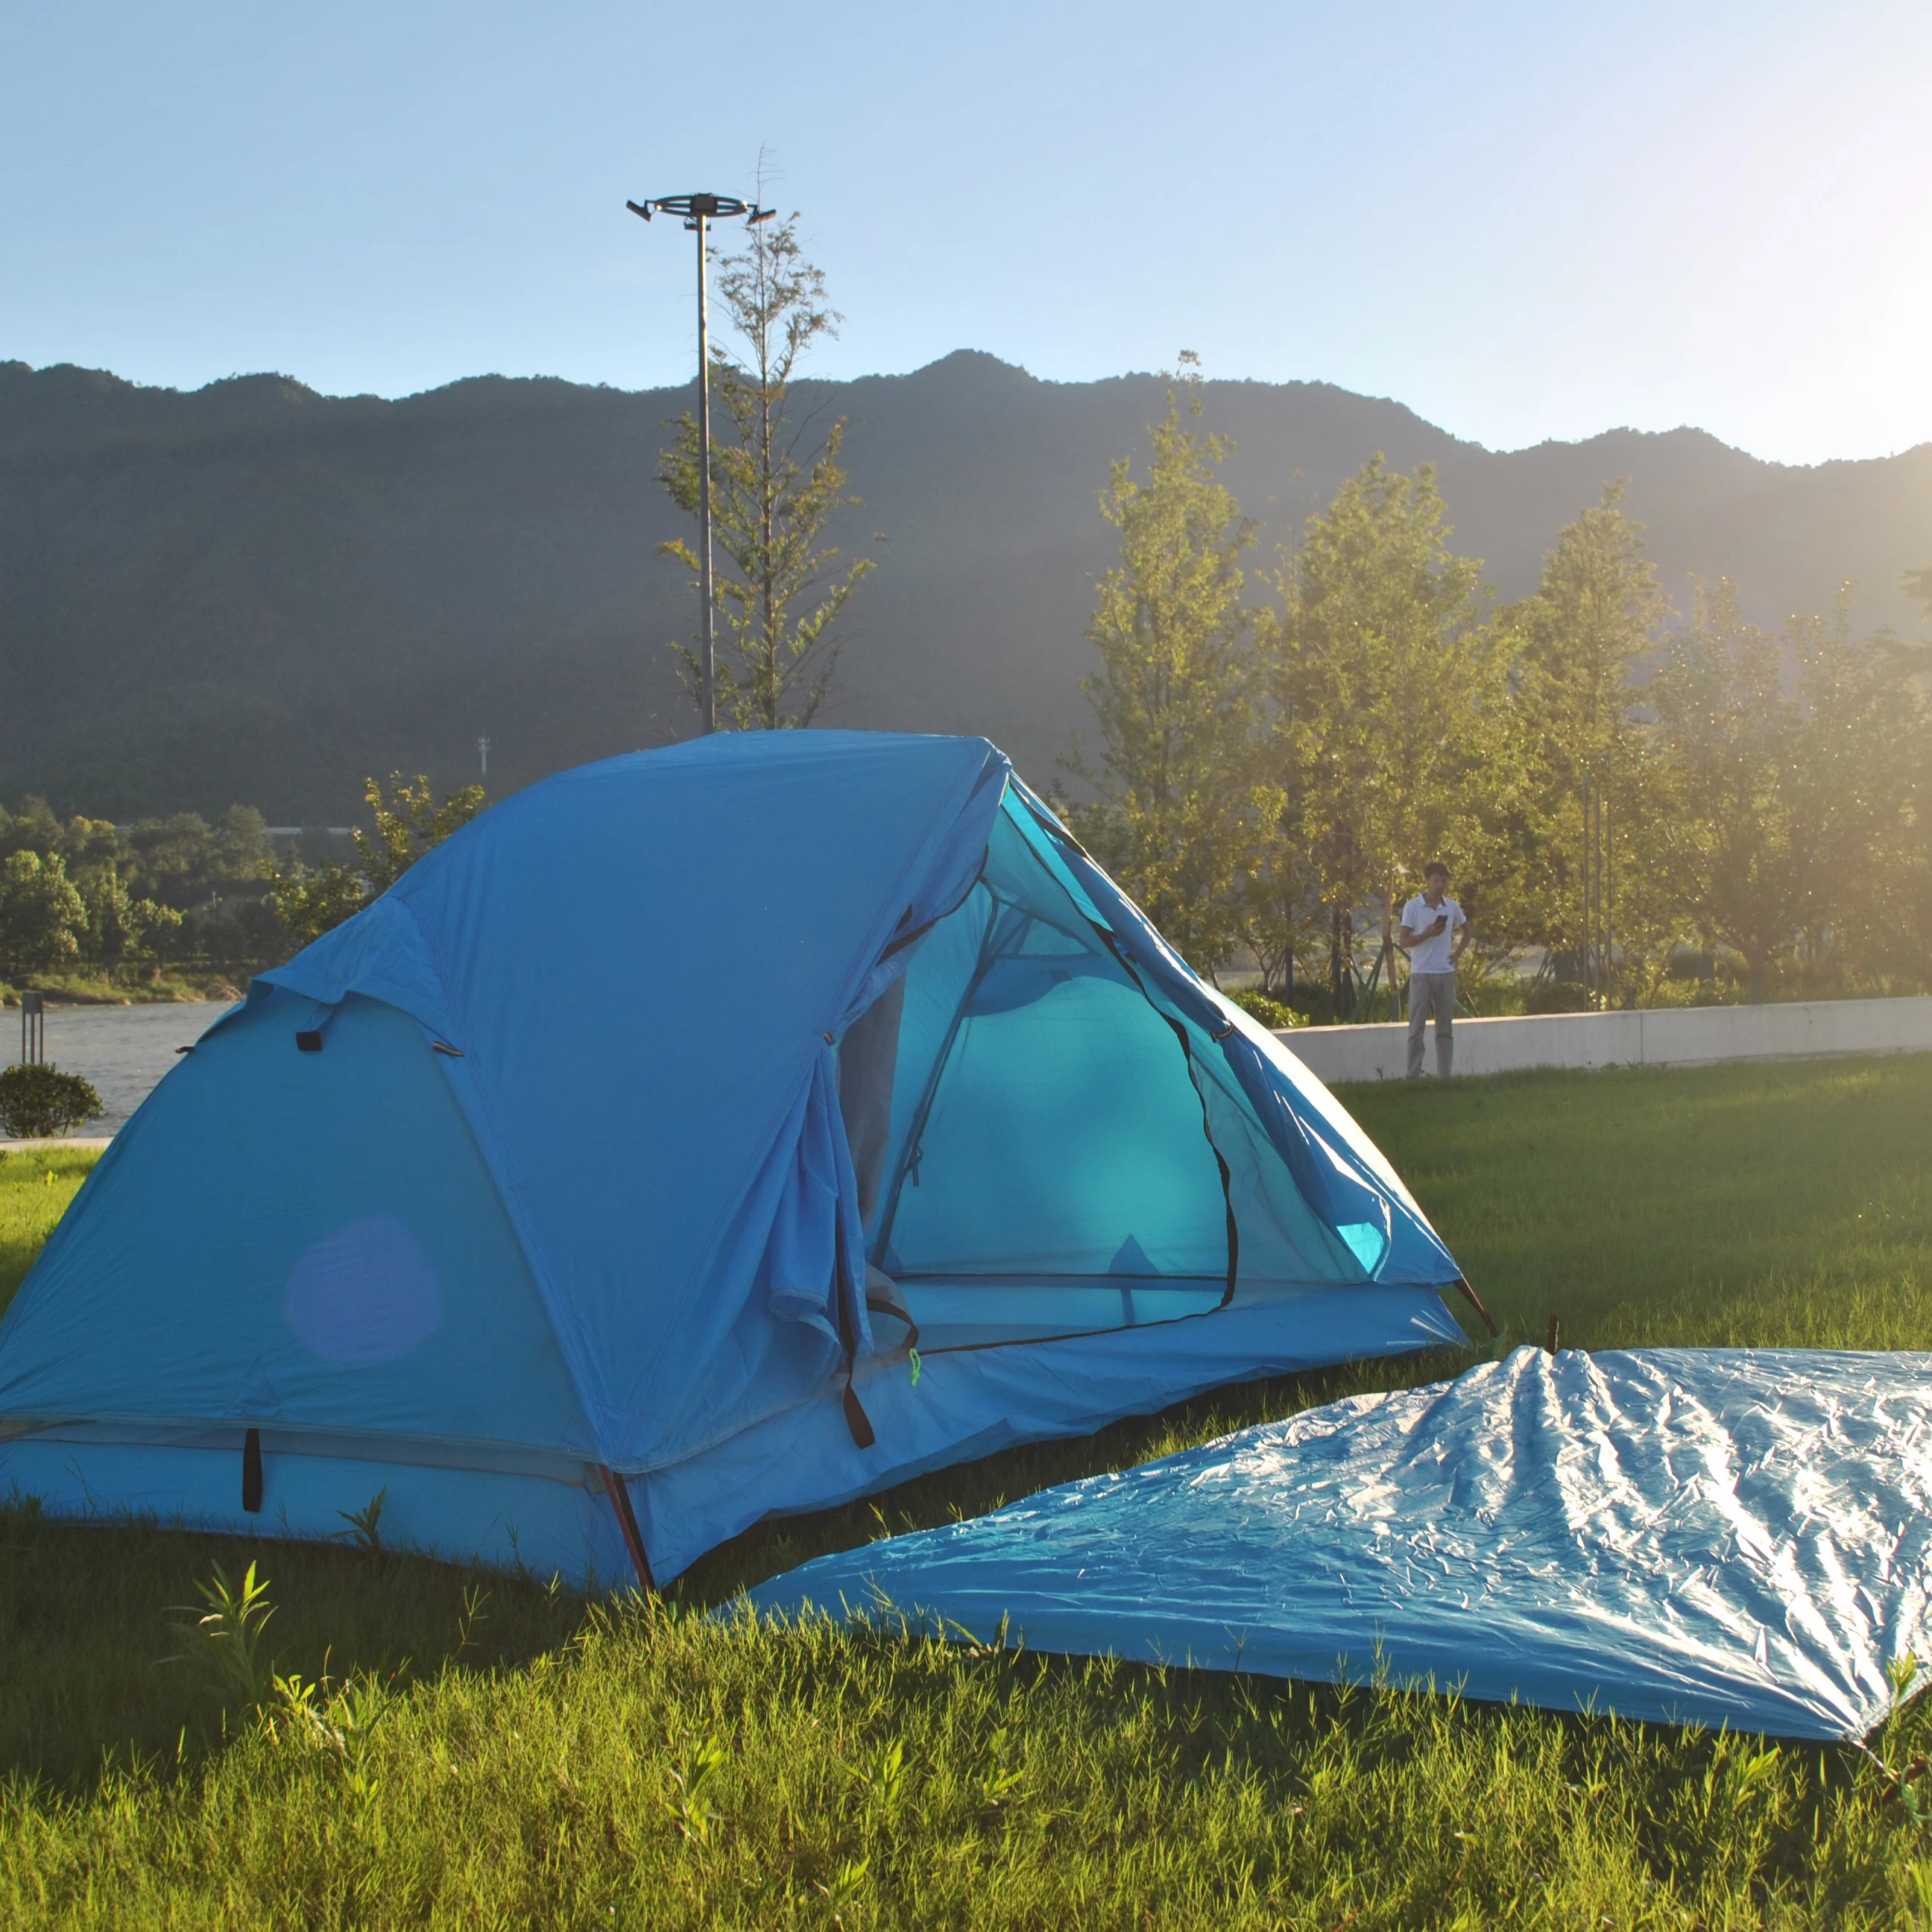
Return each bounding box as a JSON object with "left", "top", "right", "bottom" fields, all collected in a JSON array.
[{"left": 627, "top": 192, "right": 765, "bottom": 230}]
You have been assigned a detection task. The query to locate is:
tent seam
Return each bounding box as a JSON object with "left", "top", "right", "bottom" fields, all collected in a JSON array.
[{"left": 388, "top": 891, "right": 613, "bottom": 1461}]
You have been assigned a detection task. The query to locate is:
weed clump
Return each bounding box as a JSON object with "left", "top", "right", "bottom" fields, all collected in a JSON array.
[{"left": 160, "top": 1560, "right": 277, "bottom": 1719}]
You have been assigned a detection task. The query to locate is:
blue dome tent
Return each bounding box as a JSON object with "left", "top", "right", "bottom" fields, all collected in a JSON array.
[{"left": 0, "top": 733, "right": 1470, "bottom": 1586}]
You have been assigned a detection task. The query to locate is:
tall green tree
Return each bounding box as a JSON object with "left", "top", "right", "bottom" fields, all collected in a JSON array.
[
  {"left": 75, "top": 866, "right": 180, "bottom": 974},
  {"left": 1266, "top": 456, "right": 1494, "bottom": 1008},
  {"left": 1231, "top": 830, "right": 1330, "bottom": 1005},
  {"left": 123, "top": 806, "right": 276, "bottom": 911},
  {"left": 1495, "top": 482, "right": 1670, "bottom": 1000},
  {"left": 0, "top": 800, "right": 259, "bottom": 981},
  {"left": 0, "top": 850, "right": 86, "bottom": 977},
  {"left": 659, "top": 209, "right": 875, "bottom": 729},
  {"left": 1647, "top": 581, "right": 1805, "bottom": 1000},
  {"left": 1638, "top": 580, "right": 1928, "bottom": 1001},
  {"left": 1070, "top": 359, "right": 1278, "bottom": 973},
  {"left": 0, "top": 800, "right": 64, "bottom": 865},
  {"left": 1781, "top": 598, "right": 1931, "bottom": 988},
  {"left": 273, "top": 774, "right": 485, "bottom": 947}
]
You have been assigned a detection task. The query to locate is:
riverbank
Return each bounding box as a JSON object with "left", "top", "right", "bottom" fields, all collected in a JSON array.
[{"left": 1, "top": 974, "right": 241, "bottom": 1008}]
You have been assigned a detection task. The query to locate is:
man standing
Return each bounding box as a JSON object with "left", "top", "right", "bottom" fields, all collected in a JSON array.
[{"left": 1397, "top": 862, "right": 1469, "bottom": 1079}]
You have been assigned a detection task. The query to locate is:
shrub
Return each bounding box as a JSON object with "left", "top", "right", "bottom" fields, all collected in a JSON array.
[
  {"left": 1229, "top": 987, "right": 1305, "bottom": 1029},
  {"left": 1524, "top": 982, "right": 1595, "bottom": 1015},
  {"left": 0, "top": 1063, "right": 104, "bottom": 1139}
]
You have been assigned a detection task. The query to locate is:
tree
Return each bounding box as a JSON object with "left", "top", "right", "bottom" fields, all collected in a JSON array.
[
  {"left": 0, "top": 799, "right": 63, "bottom": 865},
  {"left": 1781, "top": 599, "right": 1931, "bottom": 989},
  {"left": 658, "top": 205, "right": 875, "bottom": 729},
  {"left": 350, "top": 773, "right": 487, "bottom": 896},
  {"left": 119, "top": 806, "right": 274, "bottom": 911},
  {"left": 1496, "top": 483, "right": 1670, "bottom": 1003},
  {"left": 1070, "top": 358, "right": 1278, "bottom": 973},
  {"left": 1231, "top": 833, "right": 1331, "bottom": 1006},
  {"left": 1266, "top": 456, "right": 1494, "bottom": 1014},
  {"left": 0, "top": 850, "right": 86, "bottom": 976},
  {"left": 1647, "top": 581, "right": 1801, "bottom": 1000},
  {"left": 1639, "top": 579, "right": 1915, "bottom": 1003},
  {"left": 273, "top": 774, "right": 485, "bottom": 947},
  {"left": 76, "top": 866, "right": 181, "bottom": 975},
  {"left": 0, "top": 799, "right": 271, "bottom": 982}
]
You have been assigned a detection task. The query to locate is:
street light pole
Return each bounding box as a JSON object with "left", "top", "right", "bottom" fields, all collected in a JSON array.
[
  {"left": 693, "top": 209, "right": 716, "bottom": 735},
  {"left": 627, "top": 190, "right": 774, "bottom": 735}
]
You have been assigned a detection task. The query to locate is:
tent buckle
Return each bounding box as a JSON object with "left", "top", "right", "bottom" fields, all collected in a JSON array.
[
  {"left": 242, "top": 1427, "right": 263, "bottom": 1512},
  {"left": 842, "top": 1381, "right": 877, "bottom": 1449}
]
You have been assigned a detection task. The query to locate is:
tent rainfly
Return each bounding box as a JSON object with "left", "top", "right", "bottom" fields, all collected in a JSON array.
[{"left": 0, "top": 733, "right": 1471, "bottom": 1586}]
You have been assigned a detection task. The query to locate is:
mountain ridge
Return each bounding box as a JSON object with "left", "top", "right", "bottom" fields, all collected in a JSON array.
[
  {"left": 3, "top": 353, "right": 1926, "bottom": 820},
  {"left": 14, "top": 348, "right": 1902, "bottom": 470}
]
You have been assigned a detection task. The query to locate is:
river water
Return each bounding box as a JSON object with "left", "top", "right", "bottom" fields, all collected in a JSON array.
[{"left": 6, "top": 1001, "right": 230, "bottom": 1140}]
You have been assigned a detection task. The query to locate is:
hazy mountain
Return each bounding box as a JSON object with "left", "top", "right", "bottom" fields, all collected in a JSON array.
[{"left": 2, "top": 350, "right": 1926, "bottom": 821}]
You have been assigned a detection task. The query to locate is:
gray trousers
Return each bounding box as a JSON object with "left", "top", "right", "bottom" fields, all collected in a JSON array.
[{"left": 1407, "top": 972, "right": 1456, "bottom": 1078}]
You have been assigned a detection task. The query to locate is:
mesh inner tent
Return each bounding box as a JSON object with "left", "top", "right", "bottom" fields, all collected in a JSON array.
[{"left": 847, "top": 798, "right": 1368, "bottom": 1353}]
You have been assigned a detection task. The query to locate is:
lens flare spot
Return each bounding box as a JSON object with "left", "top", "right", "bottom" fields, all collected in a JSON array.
[{"left": 284, "top": 1214, "right": 441, "bottom": 1363}]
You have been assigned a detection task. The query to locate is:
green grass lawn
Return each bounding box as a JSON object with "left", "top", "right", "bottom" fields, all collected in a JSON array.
[
  {"left": 1, "top": 1055, "right": 1930, "bottom": 1928},
  {"left": 0, "top": 1146, "right": 94, "bottom": 1319}
]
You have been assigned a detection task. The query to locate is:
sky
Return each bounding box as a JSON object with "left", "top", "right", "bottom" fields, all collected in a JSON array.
[{"left": 4, "top": 0, "right": 1930, "bottom": 467}]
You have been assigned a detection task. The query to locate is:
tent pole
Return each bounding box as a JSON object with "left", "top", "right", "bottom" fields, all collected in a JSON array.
[
  {"left": 1452, "top": 1276, "right": 1500, "bottom": 1337},
  {"left": 599, "top": 1465, "right": 657, "bottom": 1594}
]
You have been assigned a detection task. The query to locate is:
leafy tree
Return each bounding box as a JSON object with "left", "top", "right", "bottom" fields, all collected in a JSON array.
[
  {"left": 350, "top": 774, "right": 486, "bottom": 895},
  {"left": 658, "top": 207, "right": 875, "bottom": 729},
  {"left": 1070, "top": 359, "right": 1280, "bottom": 973},
  {"left": 123, "top": 807, "right": 275, "bottom": 910},
  {"left": 1266, "top": 456, "right": 1494, "bottom": 1011},
  {"left": 0, "top": 850, "right": 86, "bottom": 976},
  {"left": 1493, "top": 483, "right": 1670, "bottom": 1001},
  {"left": 0, "top": 799, "right": 63, "bottom": 865},
  {"left": 1780, "top": 599, "right": 1931, "bottom": 989},
  {"left": 1231, "top": 833, "right": 1330, "bottom": 1006},
  {"left": 1639, "top": 580, "right": 1928, "bottom": 1001},
  {"left": 55, "top": 814, "right": 122, "bottom": 879},
  {"left": 0, "top": 801, "right": 271, "bottom": 982},
  {"left": 1646, "top": 582, "right": 1804, "bottom": 1000},
  {"left": 271, "top": 865, "right": 365, "bottom": 950},
  {"left": 75, "top": 866, "right": 182, "bottom": 974},
  {"left": 273, "top": 774, "right": 484, "bottom": 947},
  {"left": 177, "top": 896, "right": 290, "bottom": 979}
]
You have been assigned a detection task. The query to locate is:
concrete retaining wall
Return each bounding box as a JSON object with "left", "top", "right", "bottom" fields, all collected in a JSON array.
[{"left": 1273, "top": 995, "right": 1932, "bottom": 1085}]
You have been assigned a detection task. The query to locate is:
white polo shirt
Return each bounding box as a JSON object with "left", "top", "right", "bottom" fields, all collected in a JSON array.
[{"left": 1401, "top": 894, "right": 1466, "bottom": 975}]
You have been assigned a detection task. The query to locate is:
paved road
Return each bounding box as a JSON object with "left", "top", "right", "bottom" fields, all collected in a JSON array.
[{"left": 5, "top": 1001, "right": 230, "bottom": 1141}]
